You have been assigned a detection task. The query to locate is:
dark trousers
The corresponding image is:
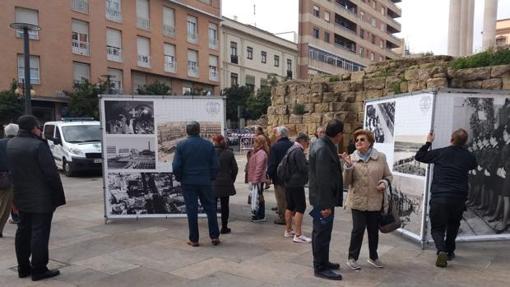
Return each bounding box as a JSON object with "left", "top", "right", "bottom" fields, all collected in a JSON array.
[
  {"left": 311, "top": 207, "right": 334, "bottom": 271},
  {"left": 429, "top": 200, "right": 465, "bottom": 254},
  {"left": 218, "top": 196, "right": 229, "bottom": 228},
  {"left": 15, "top": 211, "right": 53, "bottom": 274},
  {"left": 182, "top": 184, "right": 220, "bottom": 243},
  {"left": 348, "top": 209, "right": 380, "bottom": 260}
]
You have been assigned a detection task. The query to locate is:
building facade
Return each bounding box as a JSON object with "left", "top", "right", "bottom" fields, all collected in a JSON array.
[
  {"left": 496, "top": 18, "right": 510, "bottom": 47},
  {"left": 0, "top": 0, "right": 221, "bottom": 122},
  {"left": 298, "top": 0, "right": 401, "bottom": 79},
  {"left": 221, "top": 17, "right": 298, "bottom": 91}
]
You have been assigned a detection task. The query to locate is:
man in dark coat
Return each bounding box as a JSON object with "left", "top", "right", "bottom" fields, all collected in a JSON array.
[
  {"left": 415, "top": 129, "right": 477, "bottom": 268},
  {"left": 172, "top": 121, "right": 220, "bottom": 246},
  {"left": 7, "top": 115, "right": 65, "bottom": 281},
  {"left": 308, "top": 119, "right": 344, "bottom": 280}
]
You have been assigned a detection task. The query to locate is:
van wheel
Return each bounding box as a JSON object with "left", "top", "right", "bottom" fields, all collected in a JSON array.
[{"left": 63, "top": 159, "right": 74, "bottom": 177}]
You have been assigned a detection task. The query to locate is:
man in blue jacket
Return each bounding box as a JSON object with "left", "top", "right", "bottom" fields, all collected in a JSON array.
[
  {"left": 415, "top": 129, "right": 477, "bottom": 268},
  {"left": 172, "top": 121, "right": 220, "bottom": 247}
]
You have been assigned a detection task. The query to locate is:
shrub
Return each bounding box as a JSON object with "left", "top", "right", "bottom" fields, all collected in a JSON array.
[
  {"left": 450, "top": 48, "right": 510, "bottom": 70},
  {"left": 329, "top": 75, "right": 340, "bottom": 82}
]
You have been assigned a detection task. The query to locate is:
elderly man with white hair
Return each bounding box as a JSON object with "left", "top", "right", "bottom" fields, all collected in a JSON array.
[{"left": 0, "top": 123, "right": 19, "bottom": 238}]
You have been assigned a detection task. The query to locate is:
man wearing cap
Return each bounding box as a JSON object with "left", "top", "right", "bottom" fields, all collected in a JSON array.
[
  {"left": 7, "top": 115, "right": 65, "bottom": 281},
  {"left": 0, "top": 123, "right": 19, "bottom": 238}
]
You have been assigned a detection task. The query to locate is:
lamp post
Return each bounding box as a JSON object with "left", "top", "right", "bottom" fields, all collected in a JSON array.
[{"left": 9, "top": 22, "right": 41, "bottom": 115}]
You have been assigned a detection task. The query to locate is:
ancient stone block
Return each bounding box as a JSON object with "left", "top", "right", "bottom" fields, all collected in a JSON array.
[
  {"left": 450, "top": 78, "right": 464, "bottom": 88},
  {"left": 277, "top": 115, "right": 289, "bottom": 125},
  {"left": 296, "top": 94, "right": 308, "bottom": 104},
  {"left": 314, "top": 103, "right": 330, "bottom": 113},
  {"left": 295, "top": 124, "right": 307, "bottom": 134},
  {"left": 364, "top": 89, "right": 383, "bottom": 99},
  {"left": 404, "top": 68, "right": 420, "bottom": 81},
  {"left": 455, "top": 67, "right": 491, "bottom": 81},
  {"left": 310, "top": 113, "right": 322, "bottom": 123},
  {"left": 407, "top": 81, "right": 425, "bottom": 92},
  {"left": 322, "top": 92, "right": 338, "bottom": 103},
  {"left": 310, "top": 92, "right": 323, "bottom": 103},
  {"left": 322, "top": 112, "right": 335, "bottom": 123},
  {"left": 330, "top": 102, "right": 348, "bottom": 112},
  {"left": 481, "top": 78, "right": 502, "bottom": 89},
  {"left": 491, "top": 65, "right": 510, "bottom": 78},
  {"left": 426, "top": 78, "right": 448, "bottom": 89},
  {"left": 310, "top": 82, "right": 328, "bottom": 93},
  {"left": 502, "top": 74, "right": 510, "bottom": 90},
  {"left": 288, "top": 114, "right": 303, "bottom": 124},
  {"left": 274, "top": 84, "right": 288, "bottom": 97},
  {"left": 341, "top": 73, "right": 351, "bottom": 81},
  {"left": 307, "top": 123, "right": 319, "bottom": 135},
  {"left": 363, "top": 77, "right": 386, "bottom": 89},
  {"left": 418, "top": 69, "right": 432, "bottom": 81},
  {"left": 399, "top": 81, "right": 409, "bottom": 93},
  {"left": 274, "top": 105, "right": 288, "bottom": 115},
  {"left": 351, "top": 71, "right": 365, "bottom": 82},
  {"left": 464, "top": 80, "right": 482, "bottom": 89},
  {"left": 302, "top": 113, "right": 311, "bottom": 124},
  {"left": 304, "top": 103, "right": 314, "bottom": 113},
  {"left": 331, "top": 81, "right": 350, "bottom": 93},
  {"left": 274, "top": 95, "right": 285, "bottom": 105}
]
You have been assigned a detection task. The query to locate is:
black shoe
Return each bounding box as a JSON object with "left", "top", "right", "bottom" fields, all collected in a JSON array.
[
  {"left": 18, "top": 267, "right": 30, "bottom": 278},
  {"left": 314, "top": 269, "right": 343, "bottom": 281},
  {"left": 0, "top": 233, "right": 2, "bottom": 238},
  {"left": 32, "top": 269, "right": 60, "bottom": 281},
  {"left": 211, "top": 238, "right": 221, "bottom": 246},
  {"left": 273, "top": 219, "right": 286, "bottom": 225},
  {"left": 326, "top": 262, "right": 340, "bottom": 270},
  {"left": 436, "top": 252, "right": 448, "bottom": 268},
  {"left": 447, "top": 252, "right": 455, "bottom": 261},
  {"left": 220, "top": 227, "right": 231, "bottom": 234}
]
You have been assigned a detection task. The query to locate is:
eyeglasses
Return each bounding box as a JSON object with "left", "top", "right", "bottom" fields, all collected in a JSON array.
[{"left": 355, "top": 138, "right": 367, "bottom": 143}]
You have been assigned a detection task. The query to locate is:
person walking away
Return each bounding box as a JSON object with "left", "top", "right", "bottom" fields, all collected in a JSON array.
[
  {"left": 341, "top": 129, "right": 392, "bottom": 270},
  {"left": 212, "top": 135, "right": 238, "bottom": 234},
  {"left": 247, "top": 135, "right": 269, "bottom": 222},
  {"left": 308, "top": 119, "right": 344, "bottom": 280},
  {"left": 7, "top": 115, "right": 66, "bottom": 281},
  {"left": 267, "top": 126, "right": 293, "bottom": 225},
  {"left": 415, "top": 129, "right": 477, "bottom": 268},
  {"left": 282, "top": 133, "right": 311, "bottom": 243},
  {"left": 172, "top": 121, "right": 220, "bottom": 247},
  {"left": 0, "top": 123, "right": 19, "bottom": 237}
]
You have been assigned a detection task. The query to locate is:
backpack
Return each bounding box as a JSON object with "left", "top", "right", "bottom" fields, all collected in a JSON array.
[
  {"left": 276, "top": 147, "right": 295, "bottom": 184},
  {"left": 378, "top": 180, "right": 402, "bottom": 233}
]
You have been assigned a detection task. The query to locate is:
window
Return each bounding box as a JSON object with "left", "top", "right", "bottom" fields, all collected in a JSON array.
[
  {"left": 162, "top": 7, "right": 175, "bottom": 37},
  {"left": 208, "top": 23, "right": 218, "bottom": 49},
  {"left": 209, "top": 55, "right": 218, "bottom": 81},
  {"left": 360, "top": 11, "right": 365, "bottom": 21},
  {"left": 324, "top": 11, "right": 330, "bottom": 22},
  {"left": 230, "top": 73, "right": 238, "bottom": 86},
  {"left": 136, "top": 0, "right": 150, "bottom": 30},
  {"left": 287, "top": 59, "right": 292, "bottom": 72},
  {"left": 199, "top": 0, "right": 211, "bottom": 4},
  {"left": 15, "top": 8, "right": 39, "bottom": 40},
  {"left": 72, "top": 0, "right": 89, "bottom": 14},
  {"left": 106, "top": 28, "right": 122, "bottom": 62},
  {"left": 164, "top": 43, "right": 176, "bottom": 73},
  {"left": 308, "top": 46, "right": 365, "bottom": 72},
  {"left": 18, "top": 55, "right": 40, "bottom": 84},
  {"left": 324, "top": 32, "right": 330, "bottom": 43},
  {"left": 261, "top": 51, "right": 267, "bottom": 63},
  {"left": 230, "top": 42, "right": 238, "bottom": 63},
  {"left": 360, "top": 29, "right": 365, "bottom": 39},
  {"left": 137, "top": 37, "right": 151, "bottom": 67},
  {"left": 274, "top": 55, "right": 280, "bottom": 67},
  {"left": 379, "top": 40, "right": 384, "bottom": 49},
  {"left": 371, "top": 17, "right": 376, "bottom": 27},
  {"left": 187, "top": 16, "right": 198, "bottom": 43},
  {"left": 381, "top": 7, "right": 385, "bottom": 15},
  {"left": 370, "top": 52, "right": 375, "bottom": 61},
  {"left": 107, "top": 68, "right": 123, "bottom": 93},
  {"left": 313, "top": 5, "right": 320, "bottom": 17},
  {"left": 313, "top": 27, "right": 320, "bottom": 39},
  {"left": 359, "top": 47, "right": 365, "bottom": 57},
  {"left": 187, "top": 49, "right": 199, "bottom": 77},
  {"left": 73, "top": 62, "right": 90, "bottom": 83},
  {"left": 44, "top": 125, "right": 54, "bottom": 139},
  {"left": 247, "top": 47, "right": 253, "bottom": 60},
  {"left": 379, "top": 56, "right": 384, "bottom": 62},
  {"left": 105, "top": 0, "right": 122, "bottom": 22},
  {"left": 245, "top": 75, "right": 255, "bottom": 90},
  {"left": 72, "top": 20, "right": 89, "bottom": 56}
]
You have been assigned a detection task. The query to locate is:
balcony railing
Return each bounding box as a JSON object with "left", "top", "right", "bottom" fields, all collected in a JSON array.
[
  {"left": 230, "top": 55, "right": 239, "bottom": 64},
  {"left": 187, "top": 62, "right": 199, "bottom": 77},
  {"left": 72, "top": 0, "right": 89, "bottom": 13},
  {"left": 106, "top": 7, "right": 122, "bottom": 22},
  {"left": 335, "top": 23, "right": 357, "bottom": 35},
  {"left": 187, "top": 32, "right": 198, "bottom": 43},
  {"left": 137, "top": 17, "right": 150, "bottom": 30},
  {"left": 72, "top": 40, "right": 89, "bottom": 56},
  {"left": 209, "top": 68, "right": 218, "bottom": 81},
  {"left": 286, "top": 70, "right": 293, "bottom": 80},
  {"left": 334, "top": 42, "right": 356, "bottom": 54},
  {"left": 16, "top": 30, "right": 39, "bottom": 40},
  {"left": 164, "top": 56, "right": 176, "bottom": 73},
  {"left": 163, "top": 24, "right": 175, "bottom": 37},
  {"left": 209, "top": 38, "right": 218, "bottom": 49},
  {"left": 107, "top": 46, "right": 122, "bottom": 62},
  {"left": 335, "top": 1, "right": 357, "bottom": 15},
  {"left": 137, "top": 55, "right": 151, "bottom": 67}
]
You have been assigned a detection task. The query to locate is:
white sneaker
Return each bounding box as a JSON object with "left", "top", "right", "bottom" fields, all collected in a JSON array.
[
  {"left": 284, "top": 229, "right": 295, "bottom": 238},
  {"left": 346, "top": 258, "right": 361, "bottom": 270},
  {"left": 367, "top": 258, "right": 383, "bottom": 268},
  {"left": 293, "top": 234, "right": 312, "bottom": 243}
]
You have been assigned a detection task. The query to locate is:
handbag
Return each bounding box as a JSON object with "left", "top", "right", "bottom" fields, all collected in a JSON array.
[
  {"left": 0, "top": 171, "right": 11, "bottom": 189},
  {"left": 379, "top": 180, "right": 401, "bottom": 233}
]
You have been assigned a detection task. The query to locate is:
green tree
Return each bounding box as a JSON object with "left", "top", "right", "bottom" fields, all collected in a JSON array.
[
  {"left": 223, "top": 85, "right": 253, "bottom": 122},
  {"left": 245, "top": 74, "right": 278, "bottom": 119},
  {"left": 0, "top": 80, "right": 24, "bottom": 126},
  {"left": 67, "top": 80, "right": 107, "bottom": 119},
  {"left": 136, "top": 81, "right": 171, "bottom": 95}
]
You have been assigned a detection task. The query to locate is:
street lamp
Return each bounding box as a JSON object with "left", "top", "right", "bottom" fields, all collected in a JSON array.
[{"left": 9, "top": 22, "right": 41, "bottom": 115}]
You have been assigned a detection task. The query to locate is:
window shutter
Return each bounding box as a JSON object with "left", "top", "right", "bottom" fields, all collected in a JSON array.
[
  {"left": 164, "top": 44, "right": 175, "bottom": 56},
  {"left": 137, "top": 37, "right": 150, "bottom": 56},
  {"left": 107, "top": 29, "right": 121, "bottom": 47},
  {"left": 73, "top": 62, "right": 90, "bottom": 82},
  {"left": 208, "top": 55, "right": 217, "bottom": 66},
  {"left": 72, "top": 20, "right": 88, "bottom": 34},
  {"left": 136, "top": 0, "right": 149, "bottom": 19},
  {"left": 15, "top": 8, "right": 38, "bottom": 25},
  {"left": 163, "top": 7, "right": 174, "bottom": 26},
  {"left": 187, "top": 50, "right": 198, "bottom": 62}
]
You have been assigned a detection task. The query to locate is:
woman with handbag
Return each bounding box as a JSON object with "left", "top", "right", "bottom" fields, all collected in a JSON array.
[
  {"left": 340, "top": 129, "right": 392, "bottom": 270},
  {"left": 247, "top": 135, "right": 269, "bottom": 222}
]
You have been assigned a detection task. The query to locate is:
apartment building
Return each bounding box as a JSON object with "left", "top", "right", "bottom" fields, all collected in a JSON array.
[
  {"left": 0, "top": 0, "right": 221, "bottom": 122},
  {"left": 298, "top": 0, "right": 402, "bottom": 78},
  {"left": 496, "top": 19, "right": 510, "bottom": 47},
  {"left": 221, "top": 17, "right": 298, "bottom": 91}
]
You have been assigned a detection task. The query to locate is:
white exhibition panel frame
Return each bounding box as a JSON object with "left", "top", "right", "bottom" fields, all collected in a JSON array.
[{"left": 99, "top": 95, "right": 225, "bottom": 220}]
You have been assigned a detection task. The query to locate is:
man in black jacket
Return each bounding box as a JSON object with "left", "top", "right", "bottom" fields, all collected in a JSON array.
[
  {"left": 7, "top": 115, "right": 66, "bottom": 281},
  {"left": 267, "top": 126, "right": 293, "bottom": 225},
  {"left": 415, "top": 129, "right": 477, "bottom": 268},
  {"left": 308, "top": 119, "right": 344, "bottom": 280}
]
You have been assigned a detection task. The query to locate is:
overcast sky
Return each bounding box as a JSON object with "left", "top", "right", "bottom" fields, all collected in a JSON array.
[{"left": 222, "top": 0, "right": 510, "bottom": 55}]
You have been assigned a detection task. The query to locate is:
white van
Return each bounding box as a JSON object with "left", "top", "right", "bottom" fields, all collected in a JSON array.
[{"left": 43, "top": 118, "right": 102, "bottom": 176}]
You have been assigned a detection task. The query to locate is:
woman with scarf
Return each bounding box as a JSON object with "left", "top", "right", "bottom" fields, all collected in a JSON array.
[
  {"left": 341, "top": 129, "right": 392, "bottom": 270},
  {"left": 247, "top": 135, "right": 269, "bottom": 222}
]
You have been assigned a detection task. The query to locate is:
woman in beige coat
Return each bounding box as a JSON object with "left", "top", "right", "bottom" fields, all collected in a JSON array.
[{"left": 341, "top": 129, "right": 392, "bottom": 270}]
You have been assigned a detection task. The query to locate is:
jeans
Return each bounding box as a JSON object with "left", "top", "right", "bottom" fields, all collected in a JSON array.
[
  {"left": 15, "top": 211, "right": 53, "bottom": 274},
  {"left": 429, "top": 200, "right": 465, "bottom": 254},
  {"left": 182, "top": 184, "right": 220, "bottom": 243},
  {"left": 311, "top": 207, "right": 335, "bottom": 271},
  {"left": 348, "top": 209, "right": 380, "bottom": 261}
]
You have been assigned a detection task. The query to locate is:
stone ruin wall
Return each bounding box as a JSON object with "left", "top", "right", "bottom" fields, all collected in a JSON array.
[{"left": 267, "top": 56, "right": 510, "bottom": 149}]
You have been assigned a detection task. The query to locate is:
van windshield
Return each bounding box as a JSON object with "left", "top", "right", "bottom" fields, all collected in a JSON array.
[{"left": 61, "top": 125, "right": 101, "bottom": 143}]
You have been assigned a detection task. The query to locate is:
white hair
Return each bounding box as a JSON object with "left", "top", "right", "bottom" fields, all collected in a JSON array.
[
  {"left": 4, "top": 123, "right": 19, "bottom": 137},
  {"left": 275, "top": 126, "right": 288, "bottom": 138}
]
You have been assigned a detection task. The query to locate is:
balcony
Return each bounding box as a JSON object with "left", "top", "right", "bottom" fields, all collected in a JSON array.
[
  {"left": 137, "top": 17, "right": 150, "bottom": 30},
  {"left": 230, "top": 55, "right": 238, "bottom": 64},
  {"left": 72, "top": 40, "right": 89, "bottom": 56},
  {"left": 164, "top": 56, "right": 176, "bottom": 73},
  {"left": 209, "top": 38, "right": 218, "bottom": 49},
  {"left": 187, "top": 32, "right": 198, "bottom": 44},
  {"left": 71, "top": 0, "right": 89, "bottom": 13},
  {"left": 286, "top": 70, "right": 293, "bottom": 80},
  {"left": 163, "top": 24, "right": 175, "bottom": 37},
  {"left": 106, "top": 7, "right": 122, "bottom": 22},
  {"left": 387, "top": 7, "right": 401, "bottom": 19},
  {"left": 335, "top": 14, "right": 357, "bottom": 34},
  {"left": 107, "top": 46, "right": 122, "bottom": 62},
  {"left": 187, "top": 62, "right": 199, "bottom": 77},
  {"left": 137, "top": 55, "right": 151, "bottom": 68},
  {"left": 334, "top": 34, "right": 356, "bottom": 53},
  {"left": 209, "top": 67, "right": 218, "bottom": 81},
  {"left": 335, "top": 0, "right": 357, "bottom": 15}
]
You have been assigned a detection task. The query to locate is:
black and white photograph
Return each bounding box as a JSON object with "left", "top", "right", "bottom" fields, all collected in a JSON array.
[
  {"left": 107, "top": 172, "right": 195, "bottom": 215},
  {"left": 157, "top": 121, "right": 222, "bottom": 163},
  {"left": 365, "top": 101, "right": 395, "bottom": 143},
  {"left": 107, "top": 137, "right": 156, "bottom": 169},
  {"left": 105, "top": 100, "right": 155, "bottom": 134},
  {"left": 240, "top": 135, "right": 254, "bottom": 150},
  {"left": 392, "top": 174, "right": 425, "bottom": 236},
  {"left": 393, "top": 135, "right": 428, "bottom": 177},
  {"left": 449, "top": 96, "right": 510, "bottom": 235}
]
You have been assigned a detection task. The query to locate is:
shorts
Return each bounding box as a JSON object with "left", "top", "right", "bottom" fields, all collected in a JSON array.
[{"left": 285, "top": 186, "right": 306, "bottom": 213}]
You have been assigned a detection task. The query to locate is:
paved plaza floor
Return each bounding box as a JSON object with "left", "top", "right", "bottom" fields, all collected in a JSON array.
[{"left": 0, "top": 157, "right": 509, "bottom": 286}]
